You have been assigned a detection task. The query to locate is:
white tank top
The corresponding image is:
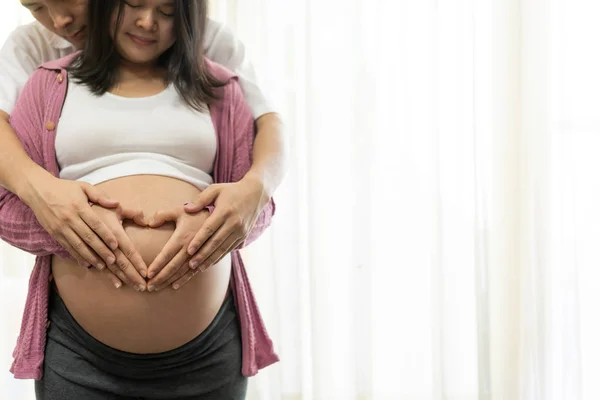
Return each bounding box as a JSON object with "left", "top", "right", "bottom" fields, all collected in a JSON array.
[{"left": 55, "top": 79, "right": 216, "bottom": 190}]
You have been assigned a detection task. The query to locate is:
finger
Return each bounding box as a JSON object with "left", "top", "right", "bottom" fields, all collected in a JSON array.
[
  {"left": 186, "top": 212, "right": 228, "bottom": 256},
  {"left": 56, "top": 234, "right": 91, "bottom": 267},
  {"left": 111, "top": 249, "right": 147, "bottom": 291},
  {"left": 166, "top": 264, "right": 191, "bottom": 288},
  {"left": 120, "top": 207, "right": 147, "bottom": 227},
  {"left": 114, "top": 230, "right": 148, "bottom": 278},
  {"left": 157, "top": 263, "right": 191, "bottom": 291},
  {"left": 172, "top": 269, "right": 200, "bottom": 291},
  {"left": 105, "top": 251, "right": 132, "bottom": 287},
  {"left": 146, "top": 234, "right": 183, "bottom": 279},
  {"left": 105, "top": 262, "right": 129, "bottom": 288},
  {"left": 147, "top": 248, "right": 190, "bottom": 292},
  {"left": 184, "top": 187, "right": 219, "bottom": 213},
  {"left": 197, "top": 232, "right": 235, "bottom": 272},
  {"left": 102, "top": 268, "right": 123, "bottom": 289},
  {"left": 207, "top": 236, "right": 241, "bottom": 268},
  {"left": 81, "top": 183, "right": 119, "bottom": 209},
  {"left": 189, "top": 223, "right": 232, "bottom": 268},
  {"left": 61, "top": 228, "right": 105, "bottom": 269},
  {"left": 79, "top": 202, "right": 119, "bottom": 250},
  {"left": 148, "top": 208, "right": 179, "bottom": 228},
  {"left": 226, "top": 237, "right": 245, "bottom": 254},
  {"left": 78, "top": 208, "right": 119, "bottom": 257}
]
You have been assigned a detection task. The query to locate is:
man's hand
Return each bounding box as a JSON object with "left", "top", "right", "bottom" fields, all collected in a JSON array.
[
  {"left": 89, "top": 204, "right": 148, "bottom": 291},
  {"left": 19, "top": 174, "right": 124, "bottom": 269},
  {"left": 182, "top": 177, "right": 269, "bottom": 271},
  {"left": 145, "top": 206, "right": 211, "bottom": 292}
]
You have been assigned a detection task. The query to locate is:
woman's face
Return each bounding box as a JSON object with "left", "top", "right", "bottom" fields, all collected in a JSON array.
[{"left": 111, "top": 0, "right": 176, "bottom": 66}]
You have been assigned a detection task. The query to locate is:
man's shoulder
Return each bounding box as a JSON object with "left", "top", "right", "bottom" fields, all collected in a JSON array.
[
  {"left": 205, "top": 57, "right": 236, "bottom": 82},
  {"left": 6, "top": 21, "right": 66, "bottom": 50},
  {"left": 40, "top": 52, "right": 80, "bottom": 71}
]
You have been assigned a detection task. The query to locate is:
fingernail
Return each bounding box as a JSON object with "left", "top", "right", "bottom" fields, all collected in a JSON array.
[
  {"left": 137, "top": 284, "right": 146, "bottom": 292},
  {"left": 148, "top": 285, "right": 155, "bottom": 292},
  {"left": 190, "top": 261, "right": 199, "bottom": 269},
  {"left": 188, "top": 247, "right": 198, "bottom": 255},
  {"left": 114, "top": 282, "right": 122, "bottom": 289},
  {"left": 147, "top": 271, "right": 155, "bottom": 279},
  {"left": 109, "top": 241, "right": 118, "bottom": 250},
  {"left": 97, "top": 263, "right": 105, "bottom": 270},
  {"left": 107, "top": 256, "right": 116, "bottom": 265},
  {"left": 173, "top": 284, "right": 180, "bottom": 290}
]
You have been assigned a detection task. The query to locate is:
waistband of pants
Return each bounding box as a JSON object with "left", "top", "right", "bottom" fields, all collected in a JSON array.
[{"left": 47, "top": 284, "right": 237, "bottom": 376}]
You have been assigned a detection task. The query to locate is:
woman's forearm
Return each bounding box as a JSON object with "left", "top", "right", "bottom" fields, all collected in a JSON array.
[
  {"left": 0, "top": 111, "right": 51, "bottom": 201},
  {"left": 243, "top": 112, "right": 289, "bottom": 198},
  {"left": 0, "top": 185, "right": 69, "bottom": 258},
  {"left": 0, "top": 111, "right": 126, "bottom": 268}
]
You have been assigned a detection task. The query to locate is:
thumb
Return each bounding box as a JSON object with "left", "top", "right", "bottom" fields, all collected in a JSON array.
[
  {"left": 184, "top": 187, "right": 219, "bottom": 213},
  {"left": 81, "top": 183, "right": 119, "bottom": 209},
  {"left": 120, "top": 207, "right": 147, "bottom": 227},
  {"left": 148, "top": 208, "right": 179, "bottom": 228}
]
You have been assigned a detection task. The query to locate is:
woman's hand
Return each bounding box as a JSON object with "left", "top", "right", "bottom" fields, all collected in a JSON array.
[
  {"left": 145, "top": 206, "right": 210, "bottom": 292},
  {"left": 20, "top": 175, "right": 124, "bottom": 269},
  {"left": 182, "top": 177, "right": 269, "bottom": 270},
  {"left": 89, "top": 204, "right": 148, "bottom": 291}
]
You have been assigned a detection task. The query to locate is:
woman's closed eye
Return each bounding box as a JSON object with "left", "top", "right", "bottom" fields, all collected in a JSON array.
[
  {"left": 158, "top": 6, "right": 174, "bottom": 17},
  {"left": 124, "top": 0, "right": 142, "bottom": 8},
  {"left": 123, "top": 1, "right": 174, "bottom": 17}
]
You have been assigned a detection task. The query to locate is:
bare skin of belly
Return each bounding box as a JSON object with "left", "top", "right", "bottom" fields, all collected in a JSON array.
[{"left": 51, "top": 175, "right": 232, "bottom": 354}]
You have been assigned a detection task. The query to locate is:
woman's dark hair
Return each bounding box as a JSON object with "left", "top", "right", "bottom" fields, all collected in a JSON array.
[{"left": 69, "top": 0, "right": 224, "bottom": 111}]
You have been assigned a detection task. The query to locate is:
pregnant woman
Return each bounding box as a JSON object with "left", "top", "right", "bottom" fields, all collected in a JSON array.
[{"left": 0, "top": 0, "right": 278, "bottom": 398}]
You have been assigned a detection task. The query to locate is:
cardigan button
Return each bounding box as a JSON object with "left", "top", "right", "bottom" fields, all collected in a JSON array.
[
  {"left": 56, "top": 73, "right": 64, "bottom": 83},
  {"left": 45, "top": 121, "right": 56, "bottom": 131}
]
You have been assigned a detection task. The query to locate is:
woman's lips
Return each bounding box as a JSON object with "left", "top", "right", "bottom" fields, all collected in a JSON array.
[{"left": 127, "top": 33, "right": 157, "bottom": 46}]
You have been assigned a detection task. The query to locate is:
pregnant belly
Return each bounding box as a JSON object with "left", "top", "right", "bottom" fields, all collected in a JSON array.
[{"left": 51, "top": 175, "right": 232, "bottom": 354}]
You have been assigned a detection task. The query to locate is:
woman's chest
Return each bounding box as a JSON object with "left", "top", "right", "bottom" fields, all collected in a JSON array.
[{"left": 54, "top": 82, "right": 217, "bottom": 171}]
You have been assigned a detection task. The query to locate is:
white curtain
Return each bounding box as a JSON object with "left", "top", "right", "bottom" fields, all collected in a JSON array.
[{"left": 1, "top": 0, "right": 599, "bottom": 399}]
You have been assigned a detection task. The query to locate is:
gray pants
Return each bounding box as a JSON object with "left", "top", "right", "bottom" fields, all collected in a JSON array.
[{"left": 35, "top": 287, "right": 247, "bottom": 399}]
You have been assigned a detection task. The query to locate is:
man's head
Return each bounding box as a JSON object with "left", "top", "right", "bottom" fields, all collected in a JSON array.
[{"left": 20, "top": 0, "right": 89, "bottom": 48}]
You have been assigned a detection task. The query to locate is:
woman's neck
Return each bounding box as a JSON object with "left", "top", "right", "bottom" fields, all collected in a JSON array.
[
  {"left": 109, "top": 60, "right": 169, "bottom": 98},
  {"left": 116, "top": 59, "right": 166, "bottom": 85}
]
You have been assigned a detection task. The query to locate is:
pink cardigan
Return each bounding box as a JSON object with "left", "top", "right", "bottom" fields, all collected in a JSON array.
[{"left": 0, "top": 53, "right": 279, "bottom": 380}]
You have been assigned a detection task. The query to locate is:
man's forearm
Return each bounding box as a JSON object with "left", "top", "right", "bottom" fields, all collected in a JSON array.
[
  {"left": 0, "top": 111, "right": 50, "bottom": 199},
  {"left": 244, "top": 113, "right": 289, "bottom": 198}
]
